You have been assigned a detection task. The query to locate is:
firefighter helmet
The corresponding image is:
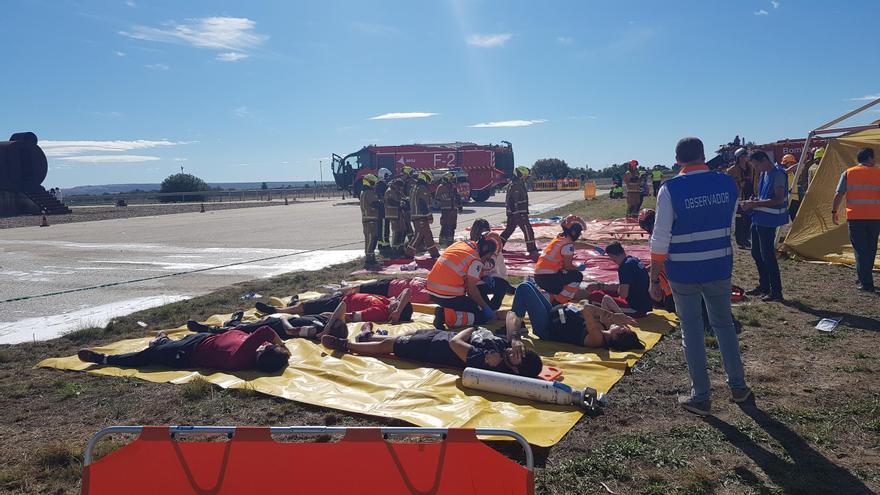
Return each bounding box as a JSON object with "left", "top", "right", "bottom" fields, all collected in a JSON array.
[
  {"left": 561, "top": 214, "right": 586, "bottom": 233},
  {"left": 814, "top": 147, "right": 826, "bottom": 160},
  {"left": 443, "top": 171, "right": 455, "bottom": 182},
  {"left": 418, "top": 170, "right": 433, "bottom": 183},
  {"left": 362, "top": 174, "right": 378, "bottom": 187},
  {"left": 377, "top": 168, "right": 392, "bottom": 181},
  {"left": 514, "top": 166, "right": 530, "bottom": 178},
  {"left": 401, "top": 166, "right": 414, "bottom": 176}
]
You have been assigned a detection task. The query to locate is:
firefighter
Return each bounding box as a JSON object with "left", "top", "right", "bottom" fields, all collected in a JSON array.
[
  {"left": 384, "top": 177, "right": 406, "bottom": 257},
  {"left": 360, "top": 174, "right": 381, "bottom": 267},
  {"left": 436, "top": 171, "right": 461, "bottom": 246},
  {"left": 624, "top": 160, "right": 641, "bottom": 217},
  {"left": 399, "top": 166, "right": 416, "bottom": 244},
  {"left": 406, "top": 170, "right": 441, "bottom": 259},
  {"left": 426, "top": 234, "right": 500, "bottom": 329},
  {"left": 651, "top": 166, "right": 664, "bottom": 197},
  {"left": 534, "top": 215, "right": 589, "bottom": 304},
  {"left": 375, "top": 168, "right": 392, "bottom": 256},
  {"left": 500, "top": 166, "right": 538, "bottom": 254}
]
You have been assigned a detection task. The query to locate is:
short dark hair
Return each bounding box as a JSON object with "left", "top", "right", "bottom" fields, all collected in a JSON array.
[
  {"left": 518, "top": 350, "right": 543, "bottom": 378},
  {"left": 255, "top": 346, "right": 290, "bottom": 373},
  {"left": 477, "top": 238, "right": 497, "bottom": 257},
  {"left": 605, "top": 241, "right": 625, "bottom": 256},
  {"left": 748, "top": 150, "right": 770, "bottom": 162},
  {"left": 605, "top": 327, "right": 646, "bottom": 352},
  {"left": 471, "top": 219, "right": 490, "bottom": 241},
  {"left": 399, "top": 303, "right": 414, "bottom": 322},
  {"left": 675, "top": 137, "right": 704, "bottom": 164},
  {"left": 857, "top": 147, "right": 875, "bottom": 164}
]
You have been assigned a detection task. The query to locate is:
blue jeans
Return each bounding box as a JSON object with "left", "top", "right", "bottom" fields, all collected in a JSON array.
[
  {"left": 751, "top": 224, "right": 782, "bottom": 295},
  {"left": 511, "top": 281, "right": 553, "bottom": 339},
  {"left": 848, "top": 220, "right": 880, "bottom": 289},
  {"left": 669, "top": 278, "right": 746, "bottom": 402}
]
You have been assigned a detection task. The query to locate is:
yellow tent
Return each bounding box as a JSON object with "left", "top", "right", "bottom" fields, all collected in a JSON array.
[{"left": 783, "top": 126, "right": 880, "bottom": 268}]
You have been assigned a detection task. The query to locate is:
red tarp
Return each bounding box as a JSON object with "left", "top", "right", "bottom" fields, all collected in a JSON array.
[
  {"left": 83, "top": 427, "right": 534, "bottom": 495},
  {"left": 353, "top": 243, "right": 651, "bottom": 284},
  {"left": 485, "top": 217, "right": 649, "bottom": 242}
]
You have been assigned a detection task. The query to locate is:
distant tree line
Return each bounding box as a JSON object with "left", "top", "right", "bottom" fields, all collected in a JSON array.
[{"left": 530, "top": 158, "right": 671, "bottom": 180}]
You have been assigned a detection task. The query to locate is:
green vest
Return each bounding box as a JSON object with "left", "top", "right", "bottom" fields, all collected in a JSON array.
[{"left": 651, "top": 170, "right": 663, "bottom": 180}]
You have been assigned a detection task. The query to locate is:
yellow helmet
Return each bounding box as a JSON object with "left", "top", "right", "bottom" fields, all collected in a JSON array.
[
  {"left": 814, "top": 147, "right": 825, "bottom": 160},
  {"left": 401, "top": 166, "right": 414, "bottom": 176},
  {"left": 514, "top": 166, "right": 530, "bottom": 178},
  {"left": 417, "top": 170, "right": 433, "bottom": 183},
  {"left": 362, "top": 174, "right": 378, "bottom": 187},
  {"left": 781, "top": 154, "right": 797, "bottom": 165},
  {"left": 443, "top": 171, "right": 455, "bottom": 182}
]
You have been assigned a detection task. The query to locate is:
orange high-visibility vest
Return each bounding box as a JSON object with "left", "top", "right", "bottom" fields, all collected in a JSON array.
[
  {"left": 845, "top": 165, "right": 880, "bottom": 220},
  {"left": 534, "top": 235, "right": 573, "bottom": 274},
  {"left": 427, "top": 241, "right": 481, "bottom": 297}
]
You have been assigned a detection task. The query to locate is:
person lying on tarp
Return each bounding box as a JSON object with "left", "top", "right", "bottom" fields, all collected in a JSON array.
[
  {"left": 186, "top": 301, "right": 349, "bottom": 341},
  {"left": 504, "top": 280, "right": 646, "bottom": 351},
  {"left": 320, "top": 325, "right": 543, "bottom": 378},
  {"left": 76, "top": 326, "right": 291, "bottom": 373},
  {"left": 584, "top": 241, "right": 653, "bottom": 318},
  {"left": 255, "top": 288, "right": 413, "bottom": 324},
  {"left": 335, "top": 277, "right": 433, "bottom": 304}
]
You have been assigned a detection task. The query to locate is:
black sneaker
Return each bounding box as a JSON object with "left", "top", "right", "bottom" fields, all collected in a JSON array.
[
  {"left": 320, "top": 335, "right": 349, "bottom": 352},
  {"left": 187, "top": 320, "right": 214, "bottom": 333},
  {"left": 761, "top": 293, "right": 784, "bottom": 302},
  {"left": 433, "top": 307, "right": 445, "bottom": 330},
  {"left": 255, "top": 302, "right": 278, "bottom": 314},
  {"left": 745, "top": 286, "right": 769, "bottom": 296}
]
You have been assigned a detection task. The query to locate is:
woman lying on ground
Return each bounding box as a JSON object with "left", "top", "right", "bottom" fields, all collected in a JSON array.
[
  {"left": 187, "top": 301, "right": 350, "bottom": 341},
  {"left": 321, "top": 324, "right": 543, "bottom": 378},
  {"left": 505, "top": 280, "right": 646, "bottom": 351},
  {"left": 77, "top": 326, "right": 291, "bottom": 373},
  {"left": 255, "top": 288, "right": 413, "bottom": 324}
]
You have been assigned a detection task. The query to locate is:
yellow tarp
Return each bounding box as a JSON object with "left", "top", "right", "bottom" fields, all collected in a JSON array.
[
  {"left": 783, "top": 127, "right": 880, "bottom": 268},
  {"left": 38, "top": 292, "right": 676, "bottom": 447}
]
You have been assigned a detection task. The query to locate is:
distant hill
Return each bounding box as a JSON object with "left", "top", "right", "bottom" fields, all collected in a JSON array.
[{"left": 63, "top": 181, "right": 336, "bottom": 196}]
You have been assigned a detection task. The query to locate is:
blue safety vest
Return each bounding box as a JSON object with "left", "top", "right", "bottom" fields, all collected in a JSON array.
[
  {"left": 664, "top": 171, "right": 738, "bottom": 284},
  {"left": 751, "top": 165, "right": 789, "bottom": 227}
]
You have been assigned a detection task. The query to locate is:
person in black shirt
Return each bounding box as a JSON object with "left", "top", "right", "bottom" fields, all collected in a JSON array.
[
  {"left": 586, "top": 242, "right": 652, "bottom": 317},
  {"left": 320, "top": 326, "right": 542, "bottom": 377}
]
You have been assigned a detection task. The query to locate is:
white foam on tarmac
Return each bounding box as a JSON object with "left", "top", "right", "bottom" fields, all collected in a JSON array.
[
  {"left": 0, "top": 295, "right": 191, "bottom": 344},
  {"left": 530, "top": 203, "right": 559, "bottom": 214}
]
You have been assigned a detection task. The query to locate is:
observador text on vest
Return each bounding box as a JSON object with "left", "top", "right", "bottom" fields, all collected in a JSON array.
[{"left": 683, "top": 192, "right": 732, "bottom": 210}]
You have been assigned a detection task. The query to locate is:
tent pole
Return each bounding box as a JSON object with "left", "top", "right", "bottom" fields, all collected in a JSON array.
[{"left": 815, "top": 97, "right": 880, "bottom": 131}]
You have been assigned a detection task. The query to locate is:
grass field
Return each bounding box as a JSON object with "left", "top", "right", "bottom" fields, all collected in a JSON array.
[{"left": 1, "top": 196, "right": 878, "bottom": 494}]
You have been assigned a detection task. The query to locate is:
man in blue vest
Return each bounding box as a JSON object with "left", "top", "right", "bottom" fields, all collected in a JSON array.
[
  {"left": 741, "top": 150, "right": 789, "bottom": 302},
  {"left": 649, "top": 137, "right": 751, "bottom": 416}
]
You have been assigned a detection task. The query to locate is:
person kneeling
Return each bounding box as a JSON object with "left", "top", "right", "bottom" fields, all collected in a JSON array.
[
  {"left": 321, "top": 326, "right": 542, "bottom": 378},
  {"left": 534, "top": 215, "right": 595, "bottom": 304},
  {"left": 77, "top": 326, "right": 291, "bottom": 373},
  {"left": 585, "top": 241, "right": 653, "bottom": 318}
]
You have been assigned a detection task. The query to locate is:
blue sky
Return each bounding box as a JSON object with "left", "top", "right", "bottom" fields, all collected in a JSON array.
[{"left": 2, "top": 0, "right": 878, "bottom": 188}]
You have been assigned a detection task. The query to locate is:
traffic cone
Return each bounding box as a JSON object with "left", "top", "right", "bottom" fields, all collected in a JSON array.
[
  {"left": 40, "top": 211, "right": 49, "bottom": 227},
  {"left": 200, "top": 203, "right": 205, "bottom": 213}
]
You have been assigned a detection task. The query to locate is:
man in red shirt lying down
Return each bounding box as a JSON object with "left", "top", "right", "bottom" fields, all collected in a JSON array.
[{"left": 256, "top": 288, "right": 413, "bottom": 324}]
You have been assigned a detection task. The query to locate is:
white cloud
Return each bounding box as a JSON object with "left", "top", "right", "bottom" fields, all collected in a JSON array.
[
  {"left": 369, "top": 112, "right": 438, "bottom": 120},
  {"left": 173, "top": 157, "right": 188, "bottom": 162},
  {"left": 145, "top": 63, "right": 170, "bottom": 70},
  {"left": 466, "top": 33, "right": 512, "bottom": 48},
  {"left": 850, "top": 94, "right": 880, "bottom": 101},
  {"left": 216, "top": 51, "right": 248, "bottom": 62},
  {"left": 233, "top": 106, "right": 252, "bottom": 118},
  {"left": 754, "top": 9, "right": 769, "bottom": 15},
  {"left": 469, "top": 119, "right": 547, "bottom": 128},
  {"left": 59, "top": 155, "right": 161, "bottom": 163},
  {"left": 121, "top": 17, "right": 267, "bottom": 54},
  {"left": 40, "top": 139, "right": 188, "bottom": 157},
  {"left": 125, "top": 0, "right": 136, "bottom": 6},
  {"left": 771, "top": 0, "right": 780, "bottom": 8},
  {"left": 557, "top": 36, "right": 574, "bottom": 45},
  {"left": 114, "top": 51, "right": 126, "bottom": 57}
]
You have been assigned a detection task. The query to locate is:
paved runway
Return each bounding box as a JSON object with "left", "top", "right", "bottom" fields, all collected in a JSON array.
[{"left": 0, "top": 189, "right": 584, "bottom": 343}]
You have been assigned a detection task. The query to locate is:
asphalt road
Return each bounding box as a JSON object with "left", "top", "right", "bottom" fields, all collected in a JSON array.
[{"left": 0, "top": 189, "right": 584, "bottom": 343}]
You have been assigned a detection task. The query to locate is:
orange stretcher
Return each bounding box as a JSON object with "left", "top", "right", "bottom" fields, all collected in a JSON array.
[{"left": 82, "top": 425, "right": 534, "bottom": 495}]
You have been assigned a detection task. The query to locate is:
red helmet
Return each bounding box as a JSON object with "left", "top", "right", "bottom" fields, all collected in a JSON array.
[
  {"left": 560, "top": 214, "right": 586, "bottom": 232},
  {"left": 629, "top": 159, "right": 639, "bottom": 168}
]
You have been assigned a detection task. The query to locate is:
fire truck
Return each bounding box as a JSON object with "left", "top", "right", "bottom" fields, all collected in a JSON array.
[{"left": 330, "top": 141, "right": 514, "bottom": 202}]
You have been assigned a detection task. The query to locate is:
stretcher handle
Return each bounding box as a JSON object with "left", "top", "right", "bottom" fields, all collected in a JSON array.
[{"left": 84, "top": 426, "right": 534, "bottom": 470}]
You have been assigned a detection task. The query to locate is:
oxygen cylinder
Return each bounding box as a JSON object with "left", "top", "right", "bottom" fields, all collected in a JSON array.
[{"left": 461, "top": 367, "right": 601, "bottom": 410}]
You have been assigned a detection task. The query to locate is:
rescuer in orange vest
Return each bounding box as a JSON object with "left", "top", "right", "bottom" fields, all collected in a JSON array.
[
  {"left": 426, "top": 234, "right": 501, "bottom": 329},
  {"left": 405, "top": 170, "right": 441, "bottom": 259},
  {"left": 534, "top": 215, "right": 592, "bottom": 304},
  {"left": 832, "top": 147, "right": 880, "bottom": 292}
]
